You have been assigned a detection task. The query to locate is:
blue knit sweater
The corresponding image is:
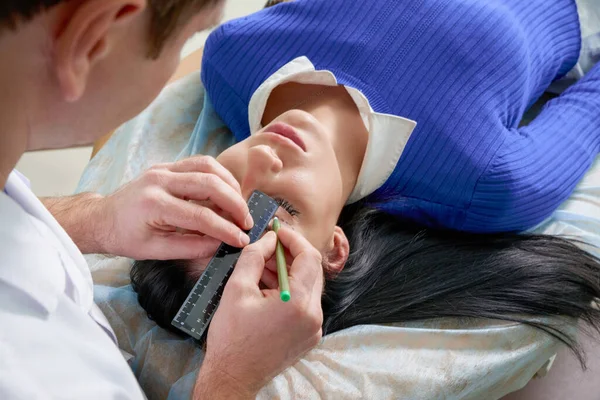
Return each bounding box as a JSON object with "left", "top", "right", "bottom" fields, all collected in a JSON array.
[{"left": 201, "top": 0, "right": 600, "bottom": 233}]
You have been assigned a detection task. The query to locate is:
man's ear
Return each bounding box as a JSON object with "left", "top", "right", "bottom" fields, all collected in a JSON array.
[
  {"left": 325, "top": 226, "right": 350, "bottom": 276},
  {"left": 54, "top": 0, "right": 146, "bottom": 102}
]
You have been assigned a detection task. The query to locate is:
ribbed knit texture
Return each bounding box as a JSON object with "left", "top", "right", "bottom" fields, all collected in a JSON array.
[{"left": 201, "top": 0, "right": 600, "bottom": 232}]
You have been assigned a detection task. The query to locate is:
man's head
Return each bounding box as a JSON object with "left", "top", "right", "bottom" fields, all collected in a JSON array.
[{"left": 0, "top": 0, "right": 224, "bottom": 152}]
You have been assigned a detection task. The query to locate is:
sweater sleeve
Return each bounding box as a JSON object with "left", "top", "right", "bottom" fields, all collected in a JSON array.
[{"left": 466, "top": 62, "right": 600, "bottom": 232}]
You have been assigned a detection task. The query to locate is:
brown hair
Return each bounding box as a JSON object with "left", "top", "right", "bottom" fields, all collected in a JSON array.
[
  {"left": 0, "top": 0, "right": 221, "bottom": 57},
  {"left": 146, "top": 0, "right": 220, "bottom": 57}
]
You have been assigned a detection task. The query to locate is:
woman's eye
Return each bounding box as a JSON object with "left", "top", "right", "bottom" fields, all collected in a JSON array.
[{"left": 274, "top": 197, "right": 300, "bottom": 217}]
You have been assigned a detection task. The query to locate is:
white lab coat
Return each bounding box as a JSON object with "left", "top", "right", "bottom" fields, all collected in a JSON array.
[{"left": 0, "top": 171, "right": 145, "bottom": 400}]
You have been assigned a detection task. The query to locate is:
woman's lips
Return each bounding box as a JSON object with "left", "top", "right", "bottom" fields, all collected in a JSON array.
[{"left": 263, "top": 122, "right": 307, "bottom": 152}]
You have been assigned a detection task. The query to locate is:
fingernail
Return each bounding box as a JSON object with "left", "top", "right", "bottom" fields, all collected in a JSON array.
[
  {"left": 240, "top": 232, "right": 250, "bottom": 247},
  {"left": 245, "top": 213, "right": 254, "bottom": 229}
]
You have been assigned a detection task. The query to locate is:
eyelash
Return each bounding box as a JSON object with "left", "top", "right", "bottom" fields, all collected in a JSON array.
[{"left": 275, "top": 198, "right": 300, "bottom": 217}]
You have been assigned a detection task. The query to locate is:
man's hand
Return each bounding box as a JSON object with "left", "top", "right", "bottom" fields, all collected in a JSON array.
[
  {"left": 194, "top": 228, "right": 324, "bottom": 399},
  {"left": 44, "top": 156, "right": 253, "bottom": 260}
]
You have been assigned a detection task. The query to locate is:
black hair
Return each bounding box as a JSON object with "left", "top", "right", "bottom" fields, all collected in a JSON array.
[{"left": 131, "top": 204, "right": 600, "bottom": 367}]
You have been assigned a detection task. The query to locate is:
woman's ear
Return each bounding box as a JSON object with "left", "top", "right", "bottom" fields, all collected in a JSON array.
[
  {"left": 325, "top": 226, "right": 350, "bottom": 276},
  {"left": 54, "top": 0, "right": 146, "bottom": 102}
]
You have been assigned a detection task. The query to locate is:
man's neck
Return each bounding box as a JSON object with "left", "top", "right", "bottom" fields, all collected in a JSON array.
[
  {"left": 0, "top": 103, "right": 29, "bottom": 190},
  {"left": 0, "top": 34, "right": 34, "bottom": 189}
]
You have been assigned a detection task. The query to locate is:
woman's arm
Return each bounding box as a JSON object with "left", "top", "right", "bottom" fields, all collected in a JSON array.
[{"left": 467, "top": 62, "right": 600, "bottom": 232}]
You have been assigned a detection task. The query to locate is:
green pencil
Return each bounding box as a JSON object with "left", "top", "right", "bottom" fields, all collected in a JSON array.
[{"left": 272, "top": 217, "right": 291, "bottom": 302}]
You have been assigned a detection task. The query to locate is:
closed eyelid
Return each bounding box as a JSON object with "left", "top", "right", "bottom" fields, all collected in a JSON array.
[{"left": 274, "top": 197, "right": 301, "bottom": 217}]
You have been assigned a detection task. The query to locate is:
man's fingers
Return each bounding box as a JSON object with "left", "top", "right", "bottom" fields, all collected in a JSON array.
[
  {"left": 168, "top": 156, "right": 242, "bottom": 195},
  {"left": 229, "top": 232, "right": 277, "bottom": 286},
  {"left": 264, "top": 252, "right": 293, "bottom": 274},
  {"left": 260, "top": 268, "right": 279, "bottom": 290},
  {"left": 291, "top": 252, "right": 324, "bottom": 302},
  {"left": 307, "top": 262, "right": 325, "bottom": 314},
  {"left": 274, "top": 226, "right": 318, "bottom": 260},
  {"left": 276, "top": 227, "right": 323, "bottom": 296},
  {"left": 164, "top": 171, "right": 252, "bottom": 230},
  {"left": 159, "top": 197, "right": 249, "bottom": 248},
  {"left": 146, "top": 234, "right": 222, "bottom": 261}
]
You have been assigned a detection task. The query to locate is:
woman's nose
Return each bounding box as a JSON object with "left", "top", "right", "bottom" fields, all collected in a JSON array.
[{"left": 241, "top": 145, "right": 283, "bottom": 199}]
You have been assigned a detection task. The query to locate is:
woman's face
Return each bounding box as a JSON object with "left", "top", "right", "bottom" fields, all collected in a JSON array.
[{"left": 216, "top": 108, "right": 346, "bottom": 252}]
